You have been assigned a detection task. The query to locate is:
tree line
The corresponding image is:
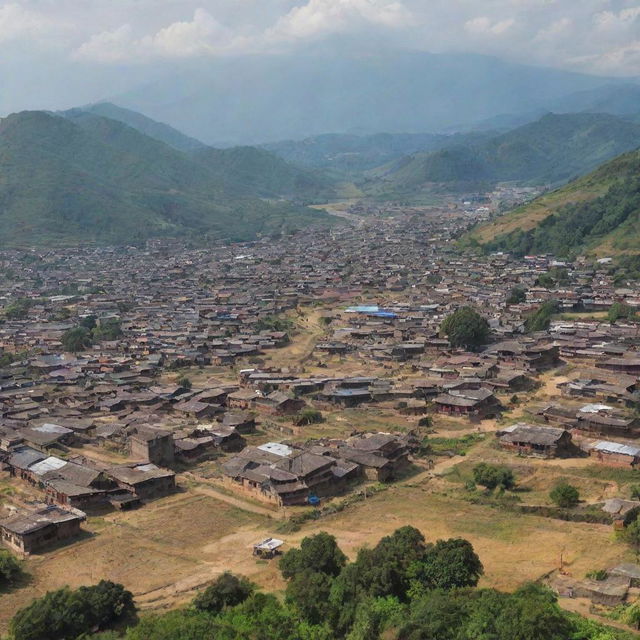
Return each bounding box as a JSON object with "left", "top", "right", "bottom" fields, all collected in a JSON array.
[{"left": 6, "top": 527, "right": 635, "bottom": 640}]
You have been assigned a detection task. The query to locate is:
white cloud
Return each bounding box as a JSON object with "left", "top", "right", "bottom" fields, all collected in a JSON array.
[
  {"left": 0, "top": 2, "right": 69, "bottom": 44},
  {"left": 534, "top": 17, "right": 571, "bottom": 42},
  {"left": 4, "top": 0, "right": 640, "bottom": 76},
  {"left": 73, "top": 9, "right": 252, "bottom": 62},
  {"left": 465, "top": 16, "right": 515, "bottom": 36},
  {"left": 73, "top": 24, "right": 136, "bottom": 63},
  {"left": 141, "top": 8, "right": 239, "bottom": 57},
  {"left": 594, "top": 6, "right": 640, "bottom": 31},
  {"left": 267, "top": 0, "right": 411, "bottom": 41}
]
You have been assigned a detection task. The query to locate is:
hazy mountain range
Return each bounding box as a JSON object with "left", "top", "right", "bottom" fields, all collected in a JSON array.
[
  {"left": 3, "top": 62, "right": 640, "bottom": 248},
  {"left": 111, "top": 51, "right": 638, "bottom": 145}
]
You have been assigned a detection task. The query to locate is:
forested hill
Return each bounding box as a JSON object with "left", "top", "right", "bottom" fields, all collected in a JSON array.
[
  {"left": 191, "top": 146, "right": 334, "bottom": 201},
  {"left": 464, "top": 148, "right": 640, "bottom": 257},
  {"left": 379, "top": 113, "right": 640, "bottom": 192},
  {"left": 262, "top": 131, "right": 497, "bottom": 172},
  {"left": 63, "top": 107, "right": 335, "bottom": 202},
  {"left": 63, "top": 102, "right": 207, "bottom": 152},
  {"left": 0, "top": 111, "right": 335, "bottom": 247}
]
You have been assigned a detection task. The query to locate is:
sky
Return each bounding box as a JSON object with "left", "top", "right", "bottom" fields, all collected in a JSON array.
[{"left": 1, "top": 0, "right": 640, "bottom": 114}]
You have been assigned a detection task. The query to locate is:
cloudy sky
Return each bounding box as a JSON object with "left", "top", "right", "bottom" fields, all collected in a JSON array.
[{"left": 2, "top": 0, "right": 640, "bottom": 113}]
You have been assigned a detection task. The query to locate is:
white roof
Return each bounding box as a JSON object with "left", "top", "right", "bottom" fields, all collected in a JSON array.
[
  {"left": 258, "top": 442, "right": 293, "bottom": 457},
  {"left": 579, "top": 404, "right": 613, "bottom": 414},
  {"left": 254, "top": 537, "right": 284, "bottom": 550},
  {"left": 136, "top": 463, "right": 159, "bottom": 472},
  {"left": 593, "top": 441, "right": 640, "bottom": 457},
  {"left": 33, "top": 423, "right": 73, "bottom": 435},
  {"left": 28, "top": 456, "right": 67, "bottom": 476}
]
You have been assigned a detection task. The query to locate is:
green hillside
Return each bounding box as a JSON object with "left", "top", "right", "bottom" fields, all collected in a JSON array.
[
  {"left": 65, "top": 107, "right": 335, "bottom": 203},
  {"left": 0, "top": 111, "right": 335, "bottom": 246},
  {"left": 192, "top": 146, "right": 335, "bottom": 202},
  {"left": 380, "top": 113, "right": 640, "bottom": 193},
  {"left": 263, "top": 131, "right": 496, "bottom": 174},
  {"left": 465, "top": 148, "right": 640, "bottom": 257},
  {"left": 64, "top": 102, "right": 206, "bottom": 152}
]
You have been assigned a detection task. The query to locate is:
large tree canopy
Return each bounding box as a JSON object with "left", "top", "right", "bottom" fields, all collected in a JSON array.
[{"left": 440, "top": 306, "right": 490, "bottom": 350}]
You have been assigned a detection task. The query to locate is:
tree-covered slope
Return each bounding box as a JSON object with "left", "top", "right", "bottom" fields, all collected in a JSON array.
[
  {"left": 465, "top": 148, "right": 640, "bottom": 257},
  {"left": 382, "top": 113, "right": 640, "bottom": 191},
  {"left": 0, "top": 111, "right": 335, "bottom": 246},
  {"left": 64, "top": 102, "right": 207, "bottom": 152},
  {"left": 262, "top": 131, "right": 496, "bottom": 173},
  {"left": 65, "top": 107, "right": 336, "bottom": 202},
  {"left": 192, "top": 145, "right": 335, "bottom": 202}
]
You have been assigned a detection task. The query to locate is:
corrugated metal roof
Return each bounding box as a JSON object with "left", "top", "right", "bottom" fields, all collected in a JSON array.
[
  {"left": 28, "top": 456, "right": 67, "bottom": 476},
  {"left": 593, "top": 441, "right": 640, "bottom": 457}
]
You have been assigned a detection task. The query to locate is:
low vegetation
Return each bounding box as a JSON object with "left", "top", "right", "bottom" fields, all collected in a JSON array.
[
  {"left": 13, "top": 528, "right": 632, "bottom": 640},
  {"left": 549, "top": 482, "right": 580, "bottom": 508},
  {"left": 10, "top": 580, "right": 135, "bottom": 640}
]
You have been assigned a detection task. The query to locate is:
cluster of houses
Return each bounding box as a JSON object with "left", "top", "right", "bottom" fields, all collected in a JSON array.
[
  {"left": 2, "top": 206, "right": 640, "bottom": 558},
  {"left": 222, "top": 432, "right": 414, "bottom": 506}
]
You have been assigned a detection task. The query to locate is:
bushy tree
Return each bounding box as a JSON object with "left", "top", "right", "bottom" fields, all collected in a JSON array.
[
  {"left": 92, "top": 318, "right": 122, "bottom": 341},
  {"left": 524, "top": 300, "right": 559, "bottom": 333},
  {"left": 536, "top": 273, "right": 556, "bottom": 289},
  {"left": 295, "top": 408, "right": 323, "bottom": 426},
  {"left": 176, "top": 375, "right": 192, "bottom": 390},
  {"left": 623, "top": 518, "right": 640, "bottom": 559},
  {"left": 3, "top": 298, "right": 32, "bottom": 320},
  {"left": 608, "top": 302, "right": 636, "bottom": 324},
  {"left": 440, "top": 307, "right": 490, "bottom": 350},
  {"left": 285, "top": 569, "right": 333, "bottom": 625},
  {"left": 408, "top": 538, "right": 483, "bottom": 598},
  {"left": 345, "top": 596, "right": 405, "bottom": 640},
  {"left": 0, "top": 550, "right": 22, "bottom": 587},
  {"left": 472, "top": 463, "right": 515, "bottom": 491},
  {"left": 192, "top": 572, "right": 254, "bottom": 614},
  {"left": 80, "top": 314, "right": 98, "bottom": 330},
  {"left": 279, "top": 532, "right": 347, "bottom": 579},
  {"left": 507, "top": 286, "right": 526, "bottom": 304},
  {"left": 549, "top": 482, "right": 579, "bottom": 508},
  {"left": 61, "top": 326, "right": 93, "bottom": 352},
  {"left": 10, "top": 580, "right": 135, "bottom": 640},
  {"left": 399, "top": 583, "right": 573, "bottom": 640},
  {"left": 493, "top": 583, "right": 573, "bottom": 640},
  {"left": 125, "top": 609, "right": 221, "bottom": 640}
]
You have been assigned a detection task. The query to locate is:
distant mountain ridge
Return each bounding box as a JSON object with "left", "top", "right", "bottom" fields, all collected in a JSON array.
[
  {"left": 111, "top": 51, "right": 634, "bottom": 144},
  {"left": 0, "top": 110, "right": 336, "bottom": 247},
  {"left": 64, "top": 102, "right": 207, "bottom": 152},
  {"left": 262, "top": 131, "right": 497, "bottom": 173},
  {"left": 375, "top": 112, "right": 640, "bottom": 193}
]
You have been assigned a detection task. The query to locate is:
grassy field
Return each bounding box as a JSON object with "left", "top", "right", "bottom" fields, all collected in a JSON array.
[
  {"left": 1, "top": 435, "right": 634, "bottom": 631},
  {"left": 0, "top": 487, "right": 277, "bottom": 631}
]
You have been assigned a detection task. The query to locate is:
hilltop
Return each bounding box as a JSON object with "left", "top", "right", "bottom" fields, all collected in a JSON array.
[
  {"left": 375, "top": 113, "right": 640, "bottom": 195},
  {"left": 63, "top": 105, "right": 334, "bottom": 202},
  {"left": 0, "top": 110, "right": 335, "bottom": 247},
  {"left": 63, "top": 102, "right": 207, "bottom": 152},
  {"left": 464, "top": 147, "right": 640, "bottom": 257}
]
